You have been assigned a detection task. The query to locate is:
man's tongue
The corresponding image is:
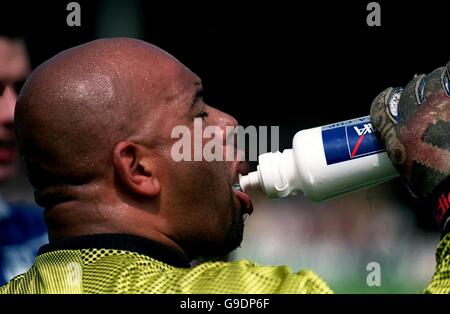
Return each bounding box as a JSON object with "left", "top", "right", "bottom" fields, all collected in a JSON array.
[{"left": 233, "top": 189, "right": 254, "bottom": 215}]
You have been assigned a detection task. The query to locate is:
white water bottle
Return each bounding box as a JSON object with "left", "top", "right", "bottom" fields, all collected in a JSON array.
[{"left": 239, "top": 116, "right": 399, "bottom": 201}]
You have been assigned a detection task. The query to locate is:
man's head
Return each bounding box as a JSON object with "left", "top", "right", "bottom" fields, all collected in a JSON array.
[
  {"left": 0, "top": 37, "right": 29, "bottom": 182},
  {"left": 15, "top": 38, "right": 252, "bottom": 260}
]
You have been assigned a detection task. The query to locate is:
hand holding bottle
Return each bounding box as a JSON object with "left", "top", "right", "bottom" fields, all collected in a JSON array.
[{"left": 370, "top": 63, "right": 450, "bottom": 230}]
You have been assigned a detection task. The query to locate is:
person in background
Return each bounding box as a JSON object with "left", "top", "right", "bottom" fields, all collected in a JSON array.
[{"left": 0, "top": 36, "right": 47, "bottom": 286}]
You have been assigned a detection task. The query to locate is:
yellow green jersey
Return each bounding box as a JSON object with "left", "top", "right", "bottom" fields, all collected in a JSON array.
[
  {"left": 1, "top": 232, "right": 450, "bottom": 294},
  {"left": 0, "top": 234, "right": 332, "bottom": 294}
]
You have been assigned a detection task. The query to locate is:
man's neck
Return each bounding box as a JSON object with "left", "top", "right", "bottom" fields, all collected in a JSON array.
[{"left": 45, "top": 199, "right": 189, "bottom": 261}]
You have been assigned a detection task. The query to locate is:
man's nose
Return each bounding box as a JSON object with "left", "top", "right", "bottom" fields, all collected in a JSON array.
[
  {"left": 211, "top": 106, "right": 238, "bottom": 128},
  {"left": 207, "top": 107, "right": 242, "bottom": 157},
  {"left": 0, "top": 85, "right": 17, "bottom": 129}
]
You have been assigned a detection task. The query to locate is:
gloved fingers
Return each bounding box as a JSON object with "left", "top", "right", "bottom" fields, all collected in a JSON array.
[
  {"left": 422, "top": 66, "right": 445, "bottom": 101},
  {"left": 370, "top": 87, "right": 406, "bottom": 165},
  {"left": 397, "top": 74, "right": 424, "bottom": 124},
  {"left": 441, "top": 61, "right": 450, "bottom": 96}
]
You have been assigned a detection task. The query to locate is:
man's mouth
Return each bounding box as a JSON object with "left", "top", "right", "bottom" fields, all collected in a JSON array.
[
  {"left": 0, "top": 139, "right": 16, "bottom": 163},
  {"left": 232, "top": 186, "right": 253, "bottom": 217},
  {"left": 232, "top": 161, "right": 254, "bottom": 219}
]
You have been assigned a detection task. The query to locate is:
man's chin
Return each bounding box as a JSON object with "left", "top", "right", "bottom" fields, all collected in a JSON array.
[
  {"left": 0, "top": 164, "right": 17, "bottom": 183},
  {"left": 191, "top": 222, "right": 245, "bottom": 261}
]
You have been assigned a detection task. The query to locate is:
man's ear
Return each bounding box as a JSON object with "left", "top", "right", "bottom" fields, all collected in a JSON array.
[{"left": 113, "top": 141, "right": 160, "bottom": 197}]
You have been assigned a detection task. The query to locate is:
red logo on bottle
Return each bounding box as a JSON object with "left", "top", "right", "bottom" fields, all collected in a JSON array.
[{"left": 436, "top": 192, "right": 450, "bottom": 222}]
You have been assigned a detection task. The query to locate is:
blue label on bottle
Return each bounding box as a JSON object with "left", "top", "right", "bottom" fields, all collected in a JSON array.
[{"left": 322, "top": 116, "right": 386, "bottom": 165}]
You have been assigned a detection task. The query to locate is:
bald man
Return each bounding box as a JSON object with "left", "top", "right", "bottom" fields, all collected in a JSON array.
[{"left": 1, "top": 38, "right": 450, "bottom": 293}]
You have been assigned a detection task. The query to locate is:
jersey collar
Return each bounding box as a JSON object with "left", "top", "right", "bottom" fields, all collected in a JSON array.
[{"left": 38, "top": 233, "right": 191, "bottom": 268}]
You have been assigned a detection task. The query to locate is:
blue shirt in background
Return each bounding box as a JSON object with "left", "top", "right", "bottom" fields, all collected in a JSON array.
[{"left": 0, "top": 199, "right": 47, "bottom": 285}]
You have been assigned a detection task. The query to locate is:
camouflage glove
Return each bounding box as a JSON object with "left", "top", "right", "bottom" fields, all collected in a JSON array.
[{"left": 370, "top": 63, "right": 450, "bottom": 232}]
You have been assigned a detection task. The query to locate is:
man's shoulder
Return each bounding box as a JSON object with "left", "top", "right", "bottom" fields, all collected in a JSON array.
[
  {"left": 0, "top": 249, "right": 334, "bottom": 294},
  {"left": 0, "top": 268, "right": 32, "bottom": 294},
  {"left": 167, "top": 259, "right": 333, "bottom": 294},
  {"left": 94, "top": 255, "right": 332, "bottom": 293},
  {"left": 82, "top": 252, "right": 333, "bottom": 293}
]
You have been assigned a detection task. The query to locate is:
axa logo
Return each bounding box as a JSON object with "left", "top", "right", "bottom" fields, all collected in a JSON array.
[
  {"left": 436, "top": 192, "right": 450, "bottom": 222},
  {"left": 353, "top": 123, "right": 374, "bottom": 136}
]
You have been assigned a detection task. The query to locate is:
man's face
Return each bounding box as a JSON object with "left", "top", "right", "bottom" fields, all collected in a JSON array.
[
  {"left": 143, "top": 60, "right": 253, "bottom": 260},
  {"left": 0, "top": 37, "right": 29, "bottom": 182}
]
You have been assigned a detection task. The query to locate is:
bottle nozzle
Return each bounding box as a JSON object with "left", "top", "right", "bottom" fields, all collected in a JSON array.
[{"left": 239, "top": 171, "right": 261, "bottom": 192}]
